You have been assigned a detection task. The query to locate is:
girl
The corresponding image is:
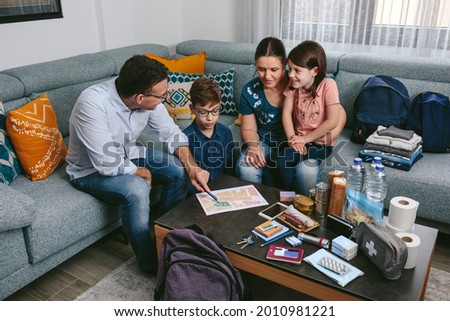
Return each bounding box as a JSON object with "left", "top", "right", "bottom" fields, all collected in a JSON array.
[{"left": 278, "top": 40, "right": 346, "bottom": 195}]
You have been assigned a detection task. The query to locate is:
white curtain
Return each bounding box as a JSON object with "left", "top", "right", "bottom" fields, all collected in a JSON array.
[
  {"left": 244, "top": 0, "right": 450, "bottom": 57},
  {"left": 243, "top": 0, "right": 282, "bottom": 43}
]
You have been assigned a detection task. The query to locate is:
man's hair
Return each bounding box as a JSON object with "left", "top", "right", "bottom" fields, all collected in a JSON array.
[
  {"left": 190, "top": 77, "right": 221, "bottom": 107},
  {"left": 116, "top": 55, "right": 168, "bottom": 97}
]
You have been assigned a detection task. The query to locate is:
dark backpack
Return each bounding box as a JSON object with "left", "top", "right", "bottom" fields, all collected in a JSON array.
[
  {"left": 407, "top": 91, "right": 450, "bottom": 153},
  {"left": 154, "top": 226, "right": 246, "bottom": 301},
  {"left": 351, "top": 75, "right": 410, "bottom": 144}
]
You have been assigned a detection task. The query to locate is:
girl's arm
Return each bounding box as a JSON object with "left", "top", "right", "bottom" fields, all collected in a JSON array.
[
  {"left": 282, "top": 95, "right": 296, "bottom": 140},
  {"left": 301, "top": 102, "right": 340, "bottom": 144},
  {"left": 314, "top": 106, "right": 347, "bottom": 146}
]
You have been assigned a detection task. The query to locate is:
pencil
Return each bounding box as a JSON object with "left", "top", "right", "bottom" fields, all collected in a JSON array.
[
  {"left": 206, "top": 190, "right": 219, "bottom": 203},
  {"left": 260, "top": 230, "right": 293, "bottom": 247}
]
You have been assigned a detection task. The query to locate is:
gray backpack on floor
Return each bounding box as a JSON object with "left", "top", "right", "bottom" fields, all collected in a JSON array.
[{"left": 154, "top": 226, "right": 246, "bottom": 301}]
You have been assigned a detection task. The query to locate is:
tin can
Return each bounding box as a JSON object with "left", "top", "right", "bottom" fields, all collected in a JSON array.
[
  {"left": 293, "top": 194, "right": 314, "bottom": 215},
  {"left": 315, "top": 182, "right": 330, "bottom": 217}
]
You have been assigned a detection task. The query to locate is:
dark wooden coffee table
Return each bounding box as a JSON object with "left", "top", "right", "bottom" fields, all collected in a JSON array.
[{"left": 154, "top": 175, "right": 438, "bottom": 301}]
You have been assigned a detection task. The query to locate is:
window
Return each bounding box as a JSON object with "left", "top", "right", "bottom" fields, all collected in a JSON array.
[{"left": 276, "top": 0, "right": 450, "bottom": 56}]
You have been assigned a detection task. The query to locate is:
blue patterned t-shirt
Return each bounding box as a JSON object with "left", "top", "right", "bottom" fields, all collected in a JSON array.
[{"left": 239, "top": 77, "right": 286, "bottom": 147}]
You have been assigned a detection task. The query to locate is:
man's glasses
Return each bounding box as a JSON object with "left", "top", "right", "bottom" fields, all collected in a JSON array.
[
  {"left": 195, "top": 108, "right": 220, "bottom": 117},
  {"left": 143, "top": 90, "right": 169, "bottom": 101}
]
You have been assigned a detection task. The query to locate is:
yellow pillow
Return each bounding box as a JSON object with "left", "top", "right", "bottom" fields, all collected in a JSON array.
[
  {"left": 6, "top": 94, "right": 67, "bottom": 181},
  {"left": 145, "top": 52, "right": 206, "bottom": 74}
]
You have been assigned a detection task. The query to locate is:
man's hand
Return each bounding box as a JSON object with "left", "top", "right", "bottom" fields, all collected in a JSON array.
[
  {"left": 134, "top": 166, "right": 152, "bottom": 188},
  {"left": 188, "top": 166, "right": 210, "bottom": 193},
  {"left": 245, "top": 145, "right": 266, "bottom": 169}
]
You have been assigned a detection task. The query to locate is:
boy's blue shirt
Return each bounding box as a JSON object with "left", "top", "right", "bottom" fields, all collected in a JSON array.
[{"left": 183, "top": 120, "right": 234, "bottom": 180}]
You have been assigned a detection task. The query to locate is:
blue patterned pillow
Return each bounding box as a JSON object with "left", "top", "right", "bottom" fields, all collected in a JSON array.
[
  {"left": 166, "top": 69, "right": 236, "bottom": 116},
  {"left": 0, "top": 102, "right": 22, "bottom": 184}
]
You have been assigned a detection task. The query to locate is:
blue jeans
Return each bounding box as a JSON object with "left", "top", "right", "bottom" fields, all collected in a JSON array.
[
  {"left": 236, "top": 141, "right": 282, "bottom": 187},
  {"left": 277, "top": 144, "right": 333, "bottom": 196},
  {"left": 70, "top": 148, "right": 188, "bottom": 273}
]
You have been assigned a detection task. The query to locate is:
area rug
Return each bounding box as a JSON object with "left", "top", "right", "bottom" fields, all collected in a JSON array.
[{"left": 75, "top": 256, "right": 449, "bottom": 301}]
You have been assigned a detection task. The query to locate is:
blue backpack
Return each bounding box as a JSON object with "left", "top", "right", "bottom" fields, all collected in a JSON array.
[
  {"left": 351, "top": 75, "right": 410, "bottom": 144},
  {"left": 407, "top": 91, "right": 450, "bottom": 153}
]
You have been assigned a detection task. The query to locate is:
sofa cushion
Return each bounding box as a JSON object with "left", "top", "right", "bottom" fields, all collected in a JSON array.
[
  {"left": 1, "top": 102, "right": 22, "bottom": 184},
  {"left": 145, "top": 52, "right": 206, "bottom": 74},
  {"left": 0, "top": 183, "right": 35, "bottom": 232},
  {"left": 6, "top": 94, "right": 67, "bottom": 181},
  {"left": 9, "top": 164, "right": 120, "bottom": 264},
  {"left": 0, "top": 229, "right": 29, "bottom": 281},
  {"left": 166, "top": 69, "right": 236, "bottom": 116},
  {"left": 0, "top": 73, "right": 24, "bottom": 102},
  {"left": 99, "top": 43, "right": 170, "bottom": 75},
  {"left": 2, "top": 54, "right": 116, "bottom": 96}
]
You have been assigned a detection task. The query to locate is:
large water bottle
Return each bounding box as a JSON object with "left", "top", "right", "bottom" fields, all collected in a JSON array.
[
  {"left": 346, "top": 157, "right": 365, "bottom": 192},
  {"left": 364, "top": 156, "right": 382, "bottom": 192},
  {"left": 365, "top": 164, "right": 388, "bottom": 202}
]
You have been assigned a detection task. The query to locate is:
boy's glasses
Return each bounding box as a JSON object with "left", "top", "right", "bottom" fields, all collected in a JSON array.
[{"left": 195, "top": 108, "right": 220, "bottom": 117}]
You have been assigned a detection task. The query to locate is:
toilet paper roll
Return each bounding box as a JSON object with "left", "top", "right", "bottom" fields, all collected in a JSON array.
[
  {"left": 396, "top": 232, "right": 421, "bottom": 269},
  {"left": 387, "top": 196, "right": 419, "bottom": 232}
]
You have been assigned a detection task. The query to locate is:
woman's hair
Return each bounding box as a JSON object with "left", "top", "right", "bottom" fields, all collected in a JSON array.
[
  {"left": 288, "top": 40, "right": 327, "bottom": 98},
  {"left": 116, "top": 55, "right": 168, "bottom": 97},
  {"left": 255, "top": 37, "right": 286, "bottom": 63},
  {"left": 190, "top": 77, "right": 221, "bottom": 107}
]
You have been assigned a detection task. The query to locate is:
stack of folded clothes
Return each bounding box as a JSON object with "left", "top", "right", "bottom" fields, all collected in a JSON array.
[{"left": 358, "top": 125, "right": 423, "bottom": 171}]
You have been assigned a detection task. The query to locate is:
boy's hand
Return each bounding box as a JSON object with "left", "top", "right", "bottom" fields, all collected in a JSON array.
[
  {"left": 134, "top": 167, "right": 152, "bottom": 188},
  {"left": 245, "top": 146, "right": 266, "bottom": 169}
]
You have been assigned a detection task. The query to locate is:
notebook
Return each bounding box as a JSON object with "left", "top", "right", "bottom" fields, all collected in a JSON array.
[{"left": 252, "top": 220, "right": 289, "bottom": 242}]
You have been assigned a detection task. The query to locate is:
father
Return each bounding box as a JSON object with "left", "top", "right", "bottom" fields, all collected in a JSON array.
[{"left": 66, "top": 55, "right": 210, "bottom": 274}]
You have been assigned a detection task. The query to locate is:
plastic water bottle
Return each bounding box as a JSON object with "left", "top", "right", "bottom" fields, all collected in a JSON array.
[
  {"left": 364, "top": 156, "right": 382, "bottom": 192},
  {"left": 365, "top": 164, "right": 388, "bottom": 202},
  {"left": 346, "top": 157, "right": 365, "bottom": 192}
]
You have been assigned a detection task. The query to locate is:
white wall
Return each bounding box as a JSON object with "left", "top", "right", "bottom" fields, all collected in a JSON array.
[{"left": 0, "top": 0, "right": 243, "bottom": 70}]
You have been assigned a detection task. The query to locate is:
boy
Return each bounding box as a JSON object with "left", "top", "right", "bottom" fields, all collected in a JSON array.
[{"left": 183, "top": 77, "right": 234, "bottom": 188}]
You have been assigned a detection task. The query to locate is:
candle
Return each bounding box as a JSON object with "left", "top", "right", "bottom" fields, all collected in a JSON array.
[{"left": 328, "top": 169, "right": 345, "bottom": 187}]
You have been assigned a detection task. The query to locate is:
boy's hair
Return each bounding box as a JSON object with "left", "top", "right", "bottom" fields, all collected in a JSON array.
[
  {"left": 255, "top": 37, "right": 286, "bottom": 64},
  {"left": 190, "top": 77, "right": 221, "bottom": 107},
  {"left": 288, "top": 40, "right": 327, "bottom": 98},
  {"left": 116, "top": 55, "right": 168, "bottom": 97}
]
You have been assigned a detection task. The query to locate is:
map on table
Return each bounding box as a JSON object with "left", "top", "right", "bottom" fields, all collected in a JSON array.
[{"left": 196, "top": 185, "right": 269, "bottom": 216}]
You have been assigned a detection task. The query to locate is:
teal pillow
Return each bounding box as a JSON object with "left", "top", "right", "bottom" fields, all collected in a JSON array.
[
  {"left": 167, "top": 69, "right": 236, "bottom": 115},
  {"left": 0, "top": 102, "right": 22, "bottom": 184}
]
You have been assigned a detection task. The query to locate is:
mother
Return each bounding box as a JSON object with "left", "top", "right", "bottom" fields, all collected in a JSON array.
[{"left": 237, "top": 37, "right": 346, "bottom": 192}]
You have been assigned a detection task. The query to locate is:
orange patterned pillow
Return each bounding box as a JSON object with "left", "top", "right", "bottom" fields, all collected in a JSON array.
[
  {"left": 6, "top": 94, "right": 67, "bottom": 181},
  {"left": 145, "top": 52, "right": 206, "bottom": 74}
]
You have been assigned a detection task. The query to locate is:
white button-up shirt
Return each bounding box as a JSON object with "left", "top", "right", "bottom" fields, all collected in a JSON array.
[{"left": 66, "top": 78, "right": 188, "bottom": 180}]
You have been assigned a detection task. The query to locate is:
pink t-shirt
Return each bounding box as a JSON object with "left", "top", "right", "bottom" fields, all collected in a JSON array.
[{"left": 284, "top": 78, "right": 340, "bottom": 136}]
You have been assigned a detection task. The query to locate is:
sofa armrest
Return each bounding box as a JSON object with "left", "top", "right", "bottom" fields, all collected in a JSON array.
[{"left": 0, "top": 183, "right": 36, "bottom": 232}]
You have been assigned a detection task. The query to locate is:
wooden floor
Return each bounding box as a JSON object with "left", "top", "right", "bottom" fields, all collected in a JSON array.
[{"left": 5, "top": 228, "right": 450, "bottom": 301}]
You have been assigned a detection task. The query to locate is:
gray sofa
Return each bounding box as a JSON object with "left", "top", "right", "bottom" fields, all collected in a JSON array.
[
  {"left": 1, "top": 39, "right": 449, "bottom": 300},
  {"left": 0, "top": 44, "right": 170, "bottom": 300}
]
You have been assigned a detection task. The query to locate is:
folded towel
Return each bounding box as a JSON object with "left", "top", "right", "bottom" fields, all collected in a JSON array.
[
  {"left": 366, "top": 125, "right": 422, "bottom": 151},
  {"left": 377, "top": 125, "right": 415, "bottom": 141}
]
